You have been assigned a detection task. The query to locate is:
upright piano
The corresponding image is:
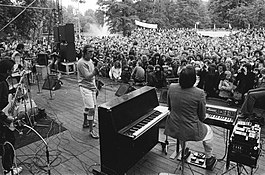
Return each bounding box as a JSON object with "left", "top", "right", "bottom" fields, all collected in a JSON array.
[{"left": 98, "top": 86, "right": 169, "bottom": 175}]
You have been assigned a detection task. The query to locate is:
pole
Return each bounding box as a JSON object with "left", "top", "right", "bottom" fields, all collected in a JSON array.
[{"left": 78, "top": 1, "right": 81, "bottom": 41}]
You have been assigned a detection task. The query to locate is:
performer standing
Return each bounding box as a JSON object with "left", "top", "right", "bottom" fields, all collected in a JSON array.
[
  {"left": 77, "top": 45, "right": 99, "bottom": 139},
  {"left": 0, "top": 59, "right": 22, "bottom": 175},
  {"left": 164, "top": 65, "right": 217, "bottom": 170}
]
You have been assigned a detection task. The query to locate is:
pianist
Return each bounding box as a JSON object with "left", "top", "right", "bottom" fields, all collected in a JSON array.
[{"left": 164, "top": 65, "right": 217, "bottom": 170}]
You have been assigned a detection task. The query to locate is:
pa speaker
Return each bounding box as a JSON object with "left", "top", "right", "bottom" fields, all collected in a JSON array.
[
  {"left": 59, "top": 25, "right": 66, "bottom": 41},
  {"left": 66, "top": 42, "right": 76, "bottom": 62},
  {"left": 59, "top": 43, "right": 76, "bottom": 62},
  {"left": 65, "top": 23, "right": 75, "bottom": 43},
  {"left": 115, "top": 84, "right": 136, "bottom": 97},
  {"left": 159, "top": 88, "right": 168, "bottom": 104},
  {"left": 37, "top": 53, "right": 49, "bottom": 66}
]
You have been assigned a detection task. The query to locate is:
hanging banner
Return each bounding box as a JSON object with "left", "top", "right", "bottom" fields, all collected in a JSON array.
[{"left": 135, "top": 20, "right": 158, "bottom": 29}]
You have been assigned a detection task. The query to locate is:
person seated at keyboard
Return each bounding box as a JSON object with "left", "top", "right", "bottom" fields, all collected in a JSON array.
[{"left": 164, "top": 65, "right": 217, "bottom": 170}]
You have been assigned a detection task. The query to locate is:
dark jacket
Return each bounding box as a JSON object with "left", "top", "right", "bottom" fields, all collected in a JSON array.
[{"left": 164, "top": 83, "right": 207, "bottom": 141}]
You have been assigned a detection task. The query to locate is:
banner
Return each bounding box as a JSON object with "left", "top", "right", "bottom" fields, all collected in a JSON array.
[{"left": 135, "top": 20, "right": 158, "bottom": 29}]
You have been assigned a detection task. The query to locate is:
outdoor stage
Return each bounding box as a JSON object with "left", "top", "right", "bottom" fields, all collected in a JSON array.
[{"left": 1, "top": 75, "right": 264, "bottom": 175}]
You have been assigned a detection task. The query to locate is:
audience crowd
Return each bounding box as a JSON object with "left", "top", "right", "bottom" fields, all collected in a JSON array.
[{"left": 1, "top": 28, "right": 265, "bottom": 107}]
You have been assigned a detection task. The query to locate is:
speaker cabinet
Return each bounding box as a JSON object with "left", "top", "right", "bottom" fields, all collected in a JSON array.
[
  {"left": 37, "top": 53, "right": 49, "bottom": 66},
  {"left": 59, "top": 25, "right": 66, "bottom": 41},
  {"left": 65, "top": 23, "right": 75, "bottom": 43},
  {"left": 115, "top": 84, "right": 136, "bottom": 97},
  {"left": 59, "top": 43, "right": 76, "bottom": 62}
]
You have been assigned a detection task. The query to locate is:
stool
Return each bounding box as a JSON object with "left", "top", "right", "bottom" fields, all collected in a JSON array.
[{"left": 174, "top": 140, "right": 193, "bottom": 175}]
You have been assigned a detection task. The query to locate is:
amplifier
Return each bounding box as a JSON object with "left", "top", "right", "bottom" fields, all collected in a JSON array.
[{"left": 228, "top": 121, "right": 261, "bottom": 168}]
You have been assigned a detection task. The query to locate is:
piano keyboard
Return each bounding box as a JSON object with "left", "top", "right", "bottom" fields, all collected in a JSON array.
[
  {"left": 205, "top": 113, "right": 234, "bottom": 123},
  {"left": 204, "top": 104, "right": 238, "bottom": 130},
  {"left": 120, "top": 106, "right": 169, "bottom": 139}
]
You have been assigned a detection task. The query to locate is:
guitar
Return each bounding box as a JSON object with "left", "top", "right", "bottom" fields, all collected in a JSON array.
[{"left": 2, "top": 70, "right": 26, "bottom": 131}]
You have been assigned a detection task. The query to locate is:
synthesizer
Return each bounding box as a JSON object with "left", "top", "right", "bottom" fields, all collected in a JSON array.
[{"left": 204, "top": 104, "right": 238, "bottom": 130}]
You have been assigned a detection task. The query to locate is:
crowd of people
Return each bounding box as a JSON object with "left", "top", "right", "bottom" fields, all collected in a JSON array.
[{"left": 1, "top": 28, "right": 265, "bottom": 111}]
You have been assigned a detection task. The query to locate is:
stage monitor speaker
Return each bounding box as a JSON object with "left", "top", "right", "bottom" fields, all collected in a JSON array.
[
  {"left": 65, "top": 23, "right": 75, "bottom": 43},
  {"left": 115, "top": 84, "right": 136, "bottom": 97},
  {"left": 53, "top": 26, "right": 59, "bottom": 42},
  {"left": 42, "top": 75, "right": 62, "bottom": 91},
  {"left": 37, "top": 53, "right": 49, "bottom": 66},
  {"left": 159, "top": 88, "right": 168, "bottom": 104},
  {"left": 59, "top": 25, "right": 66, "bottom": 41}
]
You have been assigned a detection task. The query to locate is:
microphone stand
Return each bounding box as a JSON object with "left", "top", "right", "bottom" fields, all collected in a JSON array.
[{"left": 22, "top": 123, "right": 51, "bottom": 175}]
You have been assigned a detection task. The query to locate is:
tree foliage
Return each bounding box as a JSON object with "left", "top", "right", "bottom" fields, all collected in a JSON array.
[
  {"left": 97, "top": 0, "right": 139, "bottom": 36},
  {"left": 208, "top": 0, "right": 265, "bottom": 28},
  {"left": 0, "top": 0, "right": 51, "bottom": 39}
]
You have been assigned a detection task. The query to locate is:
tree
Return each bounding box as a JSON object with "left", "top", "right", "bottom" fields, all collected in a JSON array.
[
  {"left": 97, "top": 0, "right": 139, "bottom": 36},
  {"left": 0, "top": 0, "right": 53, "bottom": 39},
  {"left": 208, "top": 0, "right": 254, "bottom": 28}
]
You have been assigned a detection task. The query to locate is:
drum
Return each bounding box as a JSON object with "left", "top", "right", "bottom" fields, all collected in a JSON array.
[{"left": 17, "top": 99, "right": 38, "bottom": 118}]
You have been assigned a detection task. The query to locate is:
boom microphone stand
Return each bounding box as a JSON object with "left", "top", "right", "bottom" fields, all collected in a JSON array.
[{"left": 20, "top": 122, "right": 51, "bottom": 175}]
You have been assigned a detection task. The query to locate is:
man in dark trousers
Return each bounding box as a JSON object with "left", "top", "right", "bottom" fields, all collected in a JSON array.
[
  {"left": 164, "top": 65, "right": 217, "bottom": 170},
  {"left": 0, "top": 59, "right": 22, "bottom": 175}
]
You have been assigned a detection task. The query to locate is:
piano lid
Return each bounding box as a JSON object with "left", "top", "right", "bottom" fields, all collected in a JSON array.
[
  {"left": 99, "top": 86, "right": 159, "bottom": 132},
  {"left": 99, "top": 86, "right": 157, "bottom": 110}
]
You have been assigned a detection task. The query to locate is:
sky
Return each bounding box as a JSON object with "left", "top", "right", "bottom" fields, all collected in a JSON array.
[{"left": 61, "top": 0, "right": 99, "bottom": 14}]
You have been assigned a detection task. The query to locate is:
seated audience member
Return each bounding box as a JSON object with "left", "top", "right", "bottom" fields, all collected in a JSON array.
[
  {"left": 240, "top": 68, "right": 265, "bottom": 118},
  {"left": 131, "top": 60, "right": 145, "bottom": 85},
  {"left": 218, "top": 71, "right": 235, "bottom": 100},
  {"left": 164, "top": 65, "right": 217, "bottom": 170},
  {"left": 109, "top": 60, "right": 122, "bottom": 81}
]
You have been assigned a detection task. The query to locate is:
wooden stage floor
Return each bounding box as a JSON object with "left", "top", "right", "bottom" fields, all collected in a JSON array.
[{"left": 1, "top": 75, "right": 265, "bottom": 175}]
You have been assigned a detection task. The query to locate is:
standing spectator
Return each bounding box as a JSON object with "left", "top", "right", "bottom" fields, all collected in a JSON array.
[
  {"left": 218, "top": 71, "right": 235, "bottom": 100},
  {"left": 77, "top": 45, "right": 99, "bottom": 139},
  {"left": 11, "top": 43, "right": 24, "bottom": 72},
  {"left": 204, "top": 64, "right": 219, "bottom": 98},
  {"left": 234, "top": 63, "right": 256, "bottom": 102}
]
